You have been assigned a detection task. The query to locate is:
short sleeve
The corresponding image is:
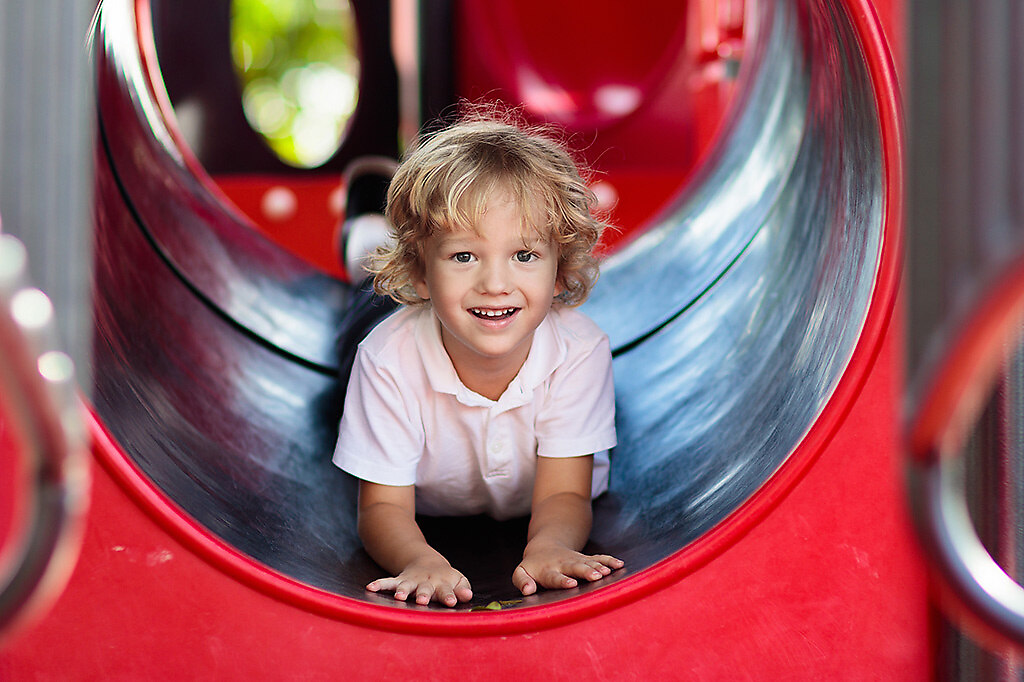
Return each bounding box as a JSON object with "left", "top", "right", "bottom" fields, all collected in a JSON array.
[
  {"left": 332, "top": 347, "right": 424, "bottom": 486},
  {"left": 535, "top": 334, "right": 617, "bottom": 457}
]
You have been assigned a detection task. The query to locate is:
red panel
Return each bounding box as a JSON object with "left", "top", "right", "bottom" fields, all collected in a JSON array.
[
  {"left": 214, "top": 175, "right": 347, "bottom": 279},
  {"left": 456, "top": 1, "right": 691, "bottom": 130},
  {"left": 456, "top": 0, "right": 737, "bottom": 250}
]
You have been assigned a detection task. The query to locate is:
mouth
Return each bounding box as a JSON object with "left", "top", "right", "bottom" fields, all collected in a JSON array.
[{"left": 469, "top": 307, "right": 519, "bottom": 321}]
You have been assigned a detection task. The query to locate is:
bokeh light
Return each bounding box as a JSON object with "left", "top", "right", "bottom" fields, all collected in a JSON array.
[{"left": 231, "top": 0, "right": 359, "bottom": 168}]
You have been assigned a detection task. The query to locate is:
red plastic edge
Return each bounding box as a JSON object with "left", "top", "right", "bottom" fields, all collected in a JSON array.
[
  {"left": 906, "top": 256, "right": 1024, "bottom": 460},
  {"left": 91, "top": 0, "right": 904, "bottom": 637}
]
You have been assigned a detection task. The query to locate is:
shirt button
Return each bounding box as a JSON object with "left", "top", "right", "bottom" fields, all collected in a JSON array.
[{"left": 488, "top": 440, "right": 504, "bottom": 455}]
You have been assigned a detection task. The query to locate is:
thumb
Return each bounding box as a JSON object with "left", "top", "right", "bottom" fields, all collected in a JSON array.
[{"left": 513, "top": 565, "right": 537, "bottom": 596}]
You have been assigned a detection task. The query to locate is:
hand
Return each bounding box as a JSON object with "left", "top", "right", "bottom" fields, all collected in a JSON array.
[
  {"left": 512, "top": 543, "right": 624, "bottom": 596},
  {"left": 366, "top": 557, "right": 473, "bottom": 608}
]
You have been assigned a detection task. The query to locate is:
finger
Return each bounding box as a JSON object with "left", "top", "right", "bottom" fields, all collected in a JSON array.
[
  {"left": 414, "top": 582, "right": 435, "bottom": 605},
  {"left": 435, "top": 584, "right": 457, "bottom": 608},
  {"left": 537, "top": 567, "right": 577, "bottom": 590},
  {"left": 558, "top": 560, "right": 604, "bottom": 583},
  {"left": 555, "top": 573, "right": 578, "bottom": 589},
  {"left": 570, "top": 557, "right": 622, "bottom": 581},
  {"left": 589, "top": 554, "right": 625, "bottom": 570},
  {"left": 393, "top": 579, "right": 420, "bottom": 602},
  {"left": 512, "top": 565, "right": 538, "bottom": 596},
  {"left": 454, "top": 576, "right": 474, "bottom": 602},
  {"left": 577, "top": 558, "right": 611, "bottom": 576},
  {"left": 366, "top": 577, "right": 399, "bottom": 593}
]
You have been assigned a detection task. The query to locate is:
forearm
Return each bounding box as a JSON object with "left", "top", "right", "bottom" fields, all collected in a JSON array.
[
  {"left": 525, "top": 490, "right": 593, "bottom": 554},
  {"left": 358, "top": 501, "right": 445, "bottom": 574},
  {"left": 513, "top": 457, "right": 621, "bottom": 595}
]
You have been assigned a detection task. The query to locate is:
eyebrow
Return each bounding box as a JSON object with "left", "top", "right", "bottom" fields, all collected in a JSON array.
[
  {"left": 433, "top": 231, "right": 552, "bottom": 249},
  {"left": 518, "top": 236, "right": 550, "bottom": 250},
  {"left": 433, "top": 232, "right": 477, "bottom": 250}
]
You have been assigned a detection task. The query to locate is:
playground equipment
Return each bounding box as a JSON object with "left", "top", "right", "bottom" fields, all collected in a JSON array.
[
  {"left": 0, "top": 234, "right": 88, "bottom": 642},
  {"left": 901, "top": 0, "right": 1024, "bottom": 673},
  {"left": 0, "top": 0, "right": 952, "bottom": 677},
  {"left": 89, "top": 0, "right": 903, "bottom": 607}
]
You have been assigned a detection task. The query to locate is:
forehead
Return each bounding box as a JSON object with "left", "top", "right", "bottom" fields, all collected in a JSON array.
[
  {"left": 440, "top": 185, "right": 553, "bottom": 243},
  {"left": 432, "top": 225, "right": 552, "bottom": 249}
]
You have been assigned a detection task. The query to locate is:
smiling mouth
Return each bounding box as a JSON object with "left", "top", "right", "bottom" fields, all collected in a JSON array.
[{"left": 470, "top": 307, "right": 518, "bottom": 320}]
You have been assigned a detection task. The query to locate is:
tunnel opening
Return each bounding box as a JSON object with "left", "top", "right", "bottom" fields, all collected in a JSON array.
[{"left": 89, "top": 0, "right": 900, "bottom": 628}]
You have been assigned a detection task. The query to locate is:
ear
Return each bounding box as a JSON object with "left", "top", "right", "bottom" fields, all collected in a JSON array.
[
  {"left": 553, "top": 274, "right": 566, "bottom": 299},
  {"left": 414, "top": 275, "right": 430, "bottom": 301}
]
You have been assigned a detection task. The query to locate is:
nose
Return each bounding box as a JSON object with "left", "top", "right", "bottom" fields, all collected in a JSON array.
[{"left": 477, "top": 259, "right": 513, "bottom": 295}]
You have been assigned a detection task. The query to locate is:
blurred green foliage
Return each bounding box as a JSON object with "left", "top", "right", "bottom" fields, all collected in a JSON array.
[{"left": 231, "top": 0, "right": 359, "bottom": 168}]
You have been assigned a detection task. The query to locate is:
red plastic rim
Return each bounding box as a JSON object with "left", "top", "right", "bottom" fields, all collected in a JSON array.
[{"left": 906, "top": 253, "right": 1024, "bottom": 460}]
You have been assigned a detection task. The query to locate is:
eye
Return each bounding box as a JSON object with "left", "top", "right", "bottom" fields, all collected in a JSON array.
[
  {"left": 515, "top": 250, "right": 537, "bottom": 263},
  {"left": 452, "top": 252, "right": 474, "bottom": 264}
]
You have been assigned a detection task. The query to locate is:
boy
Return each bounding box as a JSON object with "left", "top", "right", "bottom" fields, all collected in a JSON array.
[{"left": 333, "top": 115, "right": 622, "bottom": 607}]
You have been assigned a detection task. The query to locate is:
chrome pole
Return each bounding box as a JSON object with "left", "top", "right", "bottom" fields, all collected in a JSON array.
[
  {"left": 907, "top": 0, "right": 1024, "bottom": 676},
  {"left": 0, "top": 234, "right": 89, "bottom": 642},
  {"left": 0, "top": 0, "right": 95, "bottom": 389}
]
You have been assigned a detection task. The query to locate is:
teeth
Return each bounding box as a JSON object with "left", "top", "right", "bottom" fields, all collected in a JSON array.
[{"left": 472, "top": 308, "right": 515, "bottom": 318}]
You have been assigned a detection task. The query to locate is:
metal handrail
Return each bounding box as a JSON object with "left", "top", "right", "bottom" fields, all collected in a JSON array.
[
  {"left": 907, "top": 255, "right": 1024, "bottom": 651},
  {"left": 911, "top": 450, "right": 1024, "bottom": 648},
  {"left": 0, "top": 233, "right": 89, "bottom": 640}
]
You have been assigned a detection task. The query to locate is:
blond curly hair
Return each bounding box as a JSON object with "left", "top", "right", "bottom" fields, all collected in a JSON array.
[{"left": 370, "top": 113, "right": 608, "bottom": 307}]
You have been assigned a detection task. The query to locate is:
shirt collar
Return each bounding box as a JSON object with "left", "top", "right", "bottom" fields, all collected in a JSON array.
[{"left": 414, "top": 307, "right": 567, "bottom": 410}]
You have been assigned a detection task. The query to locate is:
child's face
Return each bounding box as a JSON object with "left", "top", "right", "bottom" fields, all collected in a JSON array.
[{"left": 414, "top": 187, "right": 562, "bottom": 381}]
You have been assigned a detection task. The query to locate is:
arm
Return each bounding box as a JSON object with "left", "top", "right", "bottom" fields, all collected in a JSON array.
[
  {"left": 512, "top": 455, "right": 624, "bottom": 596},
  {"left": 358, "top": 480, "right": 473, "bottom": 607}
]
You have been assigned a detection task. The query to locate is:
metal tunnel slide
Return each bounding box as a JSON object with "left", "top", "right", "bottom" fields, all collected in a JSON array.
[{"left": 89, "top": 0, "right": 899, "bottom": 621}]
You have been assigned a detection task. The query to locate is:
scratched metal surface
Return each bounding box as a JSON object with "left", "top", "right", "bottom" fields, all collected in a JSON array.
[
  {"left": 91, "top": 0, "right": 884, "bottom": 606},
  {"left": 96, "top": 3, "right": 350, "bottom": 372},
  {"left": 586, "top": 0, "right": 884, "bottom": 559}
]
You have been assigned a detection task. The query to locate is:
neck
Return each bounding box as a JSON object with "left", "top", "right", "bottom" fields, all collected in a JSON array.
[
  {"left": 442, "top": 336, "right": 533, "bottom": 402},
  {"left": 454, "top": 362, "right": 519, "bottom": 401}
]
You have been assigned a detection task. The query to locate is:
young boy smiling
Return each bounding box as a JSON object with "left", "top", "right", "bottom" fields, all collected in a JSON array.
[{"left": 333, "top": 115, "right": 622, "bottom": 607}]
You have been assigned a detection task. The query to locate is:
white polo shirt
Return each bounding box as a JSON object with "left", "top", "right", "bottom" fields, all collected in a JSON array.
[{"left": 333, "top": 305, "right": 616, "bottom": 520}]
